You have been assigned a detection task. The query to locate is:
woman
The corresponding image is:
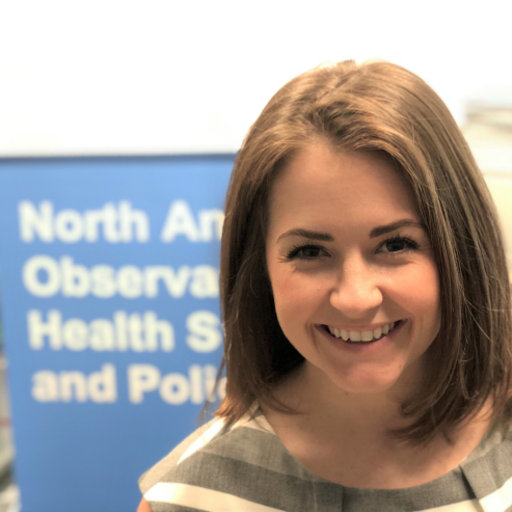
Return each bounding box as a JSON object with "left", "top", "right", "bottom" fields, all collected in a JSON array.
[{"left": 138, "top": 60, "right": 512, "bottom": 511}]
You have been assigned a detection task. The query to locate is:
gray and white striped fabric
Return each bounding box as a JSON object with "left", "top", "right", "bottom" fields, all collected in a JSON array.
[{"left": 139, "top": 409, "right": 512, "bottom": 511}]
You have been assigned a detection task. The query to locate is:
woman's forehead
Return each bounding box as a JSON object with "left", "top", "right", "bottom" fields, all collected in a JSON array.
[{"left": 266, "top": 142, "right": 420, "bottom": 239}]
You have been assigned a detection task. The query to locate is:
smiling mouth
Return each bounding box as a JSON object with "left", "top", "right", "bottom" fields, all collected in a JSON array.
[{"left": 324, "top": 321, "right": 403, "bottom": 343}]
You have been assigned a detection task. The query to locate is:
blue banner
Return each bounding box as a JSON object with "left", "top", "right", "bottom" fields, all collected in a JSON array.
[{"left": 0, "top": 155, "right": 234, "bottom": 512}]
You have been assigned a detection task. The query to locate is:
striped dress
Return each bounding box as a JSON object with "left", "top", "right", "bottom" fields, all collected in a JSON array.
[{"left": 139, "top": 409, "right": 512, "bottom": 511}]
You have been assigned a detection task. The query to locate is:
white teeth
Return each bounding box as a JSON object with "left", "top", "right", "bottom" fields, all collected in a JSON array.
[
  {"left": 349, "top": 330, "right": 361, "bottom": 342},
  {"left": 327, "top": 322, "right": 398, "bottom": 343},
  {"left": 361, "top": 330, "right": 373, "bottom": 342}
]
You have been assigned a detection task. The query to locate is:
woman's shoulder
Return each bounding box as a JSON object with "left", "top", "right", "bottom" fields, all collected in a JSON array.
[
  {"left": 452, "top": 413, "right": 512, "bottom": 509},
  {"left": 138, "top": 408, "right": 334, "bottom": 511},
  {"left": 139, "top": 414, "right": 232, "bottom": 495}
]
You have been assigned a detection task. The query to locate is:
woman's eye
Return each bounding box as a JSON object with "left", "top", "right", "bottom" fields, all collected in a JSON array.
[
  {"left": 286, "top": 244, "right": 326, "bottom": 260},
  {"left": 379, "top": 236, "right": 419, "bottom": 254}
]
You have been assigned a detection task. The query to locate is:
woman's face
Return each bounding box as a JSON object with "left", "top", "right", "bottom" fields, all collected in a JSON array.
[{"left": 265, "top": 142, "right": 441, "bottom": 398}]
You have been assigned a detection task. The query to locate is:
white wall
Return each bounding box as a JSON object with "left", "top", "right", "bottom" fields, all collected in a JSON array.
[
  {"left": 1, "top": 0, "right": 511, "bottom": 268},
  {"left": 0, "top": 0, "right": 511, "bottom": 156}
]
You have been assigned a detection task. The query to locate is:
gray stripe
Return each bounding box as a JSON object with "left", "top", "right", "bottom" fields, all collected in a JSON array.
[
  {"left": 200, "top": 427, "right": 478, "bottom": 510},
  {"left": 149, "top": 504, "right": 204, "bottom": 512},
  {"left": 170, "top": 452, "right": 336, "bottom": 511},
  {"left": 342, "top": 469, "right": 473, "bottom": 512},
  {"left": 140, "top": 420, "right": 219, "bottom": 494},
  {"left": 160, "top": 448, "right": 473, "bottom": 511},
  {"left": 460, "top": 423, "right": 512, "bottom": 498},
  {"left": 140, "top": 414, "right": 512, "bottom": 511},
  {"left": 201, "top": 426, "right": 326, "bottom": 481}
]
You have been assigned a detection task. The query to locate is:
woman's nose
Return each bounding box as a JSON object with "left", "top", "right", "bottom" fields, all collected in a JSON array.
[{"left": 329, "top": 256, "right": 383, "bottom": 318}]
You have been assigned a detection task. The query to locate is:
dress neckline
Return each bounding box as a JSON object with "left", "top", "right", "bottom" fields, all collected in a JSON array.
[{"left": 243, "top": 405, "right": 509, "bottom": 493}]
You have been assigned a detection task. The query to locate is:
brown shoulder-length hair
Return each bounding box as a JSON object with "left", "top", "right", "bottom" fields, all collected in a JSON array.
[{"left": 216, "top": 60, "right": 512, "bottom": 443}]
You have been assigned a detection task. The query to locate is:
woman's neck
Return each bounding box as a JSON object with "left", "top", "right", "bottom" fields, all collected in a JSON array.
[
  {"left": 276, "top": 363, "right": 411, "bottom": 437},
  {"left": 263, "top": 363, "right": 493, "bottom": 489}
]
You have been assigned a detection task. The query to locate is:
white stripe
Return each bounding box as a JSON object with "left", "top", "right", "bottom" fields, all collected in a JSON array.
[
  {"left": 479, "top": 475, "right": 512, "bottom": 512},
  {"left": 145, "top": 482, "right": 286, "bottom": 512},
  {"left": 177, "top": 410, "right": 273, "bottom": 465},
  {"left": 417, "top": 475, "right": 512, "bottom": 512},
  {"left": 177, "top": 418, "right": 226, "bottom": 464},
  {"left": 231, "top": 411, "right": 273, "bottom": 434},
  {"left": 417, "top": 498, "right": 481, "bottom": 511}
]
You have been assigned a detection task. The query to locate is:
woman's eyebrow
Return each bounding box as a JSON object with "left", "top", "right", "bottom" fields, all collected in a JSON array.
[
  {"left": 276, "top": 221, "right": 423, "bottom": 243},
  {"left": 369, "top": 219, "right": 423, "bottom": 238},
  {"left": 277, "top": 228, "right": 333, "bottom": 243}
]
